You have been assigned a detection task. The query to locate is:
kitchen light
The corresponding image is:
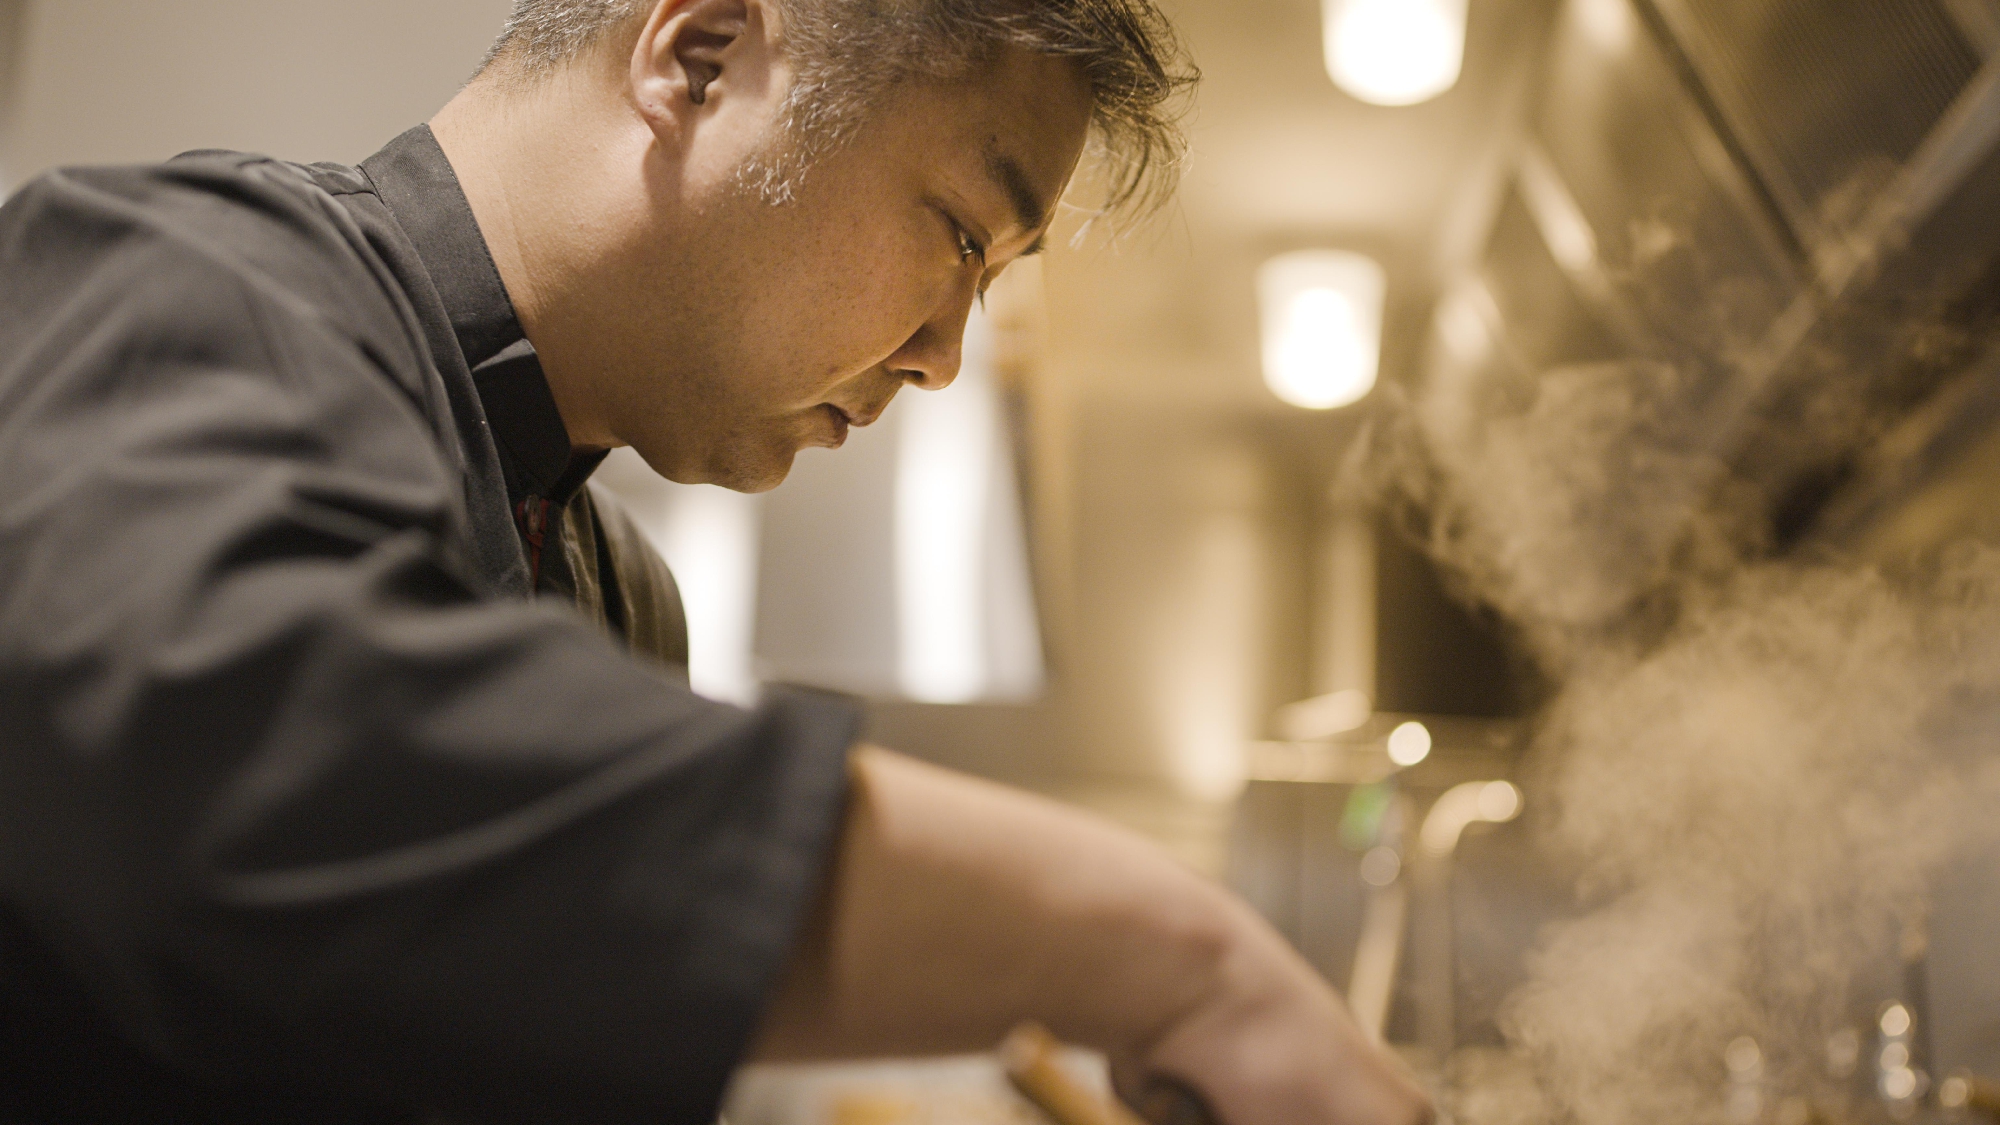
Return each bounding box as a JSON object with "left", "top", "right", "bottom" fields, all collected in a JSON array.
[
  {"left": 1880, "top": 1004, "right": 1912, "bottom": 1038},
  {"left": 1386, "top": 720, "right": 1432, "bottom": 766},
  {"left": 1323, "top": 0, "right": 1468, "bottom": 107},
  {"left": 1257, "top": 250, "right": 1385, "bottom": 411}
]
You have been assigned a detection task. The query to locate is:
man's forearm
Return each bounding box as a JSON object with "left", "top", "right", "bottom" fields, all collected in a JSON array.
[
  {"left": 750, "top": 747, "right": 1433, "bottom": 1125},
  {"left": 750, "top": 744, "right": 1240, "bottom": 1062}
]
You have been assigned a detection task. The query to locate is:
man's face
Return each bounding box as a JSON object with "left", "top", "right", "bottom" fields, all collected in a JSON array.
[{"left": 599, "top": 46, "right": 1093, "bottom": 492}]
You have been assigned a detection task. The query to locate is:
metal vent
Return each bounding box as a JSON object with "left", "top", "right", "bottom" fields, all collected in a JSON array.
[
  {"left": 1478, "top": 185, "right": 1624, "bottom": 376},
  {"left": 1533, "top": 0, "right": 1799, "bottom": 360},
  {"left": 1653, "top": 0, "right": 1982, "bottom": 236}
]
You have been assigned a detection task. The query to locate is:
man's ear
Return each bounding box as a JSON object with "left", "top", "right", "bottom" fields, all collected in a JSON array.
[{"left": 631, "top": 0, "right": 758, "bottom": 123}]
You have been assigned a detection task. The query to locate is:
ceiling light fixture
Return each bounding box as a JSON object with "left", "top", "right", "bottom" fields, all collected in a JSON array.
[
  {"left": 1257, "top": 249, "right": 1386, "bottom": 411},
  {"left": 1323, "top": 0, "right": 1468, "bottom": 107}
]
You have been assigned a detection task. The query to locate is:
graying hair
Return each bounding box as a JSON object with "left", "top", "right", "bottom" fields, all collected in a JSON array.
[{"left": 481, "top": 0, "right": 1196, "bottom": 216}]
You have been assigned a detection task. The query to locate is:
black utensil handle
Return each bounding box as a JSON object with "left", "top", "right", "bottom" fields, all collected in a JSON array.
[{"left": 1134, "top": 1078, "right": 1221, "bottom": 1125}]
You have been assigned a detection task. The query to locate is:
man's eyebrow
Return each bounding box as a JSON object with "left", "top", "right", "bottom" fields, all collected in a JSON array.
[{"left": 986, "top": 150, "right": 1050, "bottom": 245}]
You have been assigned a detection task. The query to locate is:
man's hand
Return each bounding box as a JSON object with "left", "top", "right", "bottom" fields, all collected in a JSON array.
[
  {"left": 1134, "top": 908, "right": 1433, "bottom": 1125},
  {"left": 752, "top": 746, "right": 1434, "bottom": 1125}
]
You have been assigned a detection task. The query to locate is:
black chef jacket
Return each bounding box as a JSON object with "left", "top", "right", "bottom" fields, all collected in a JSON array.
[{"left": 0, "top": 125, "right": 857, "bottom": 1124}]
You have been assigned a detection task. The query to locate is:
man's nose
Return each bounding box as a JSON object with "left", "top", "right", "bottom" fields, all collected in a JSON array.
[
  {"left": 894, "top": 328, "right": 962, "bottom": 390},
  {"left": 889, "top": 282, "right": 978, "bottom": 391}
]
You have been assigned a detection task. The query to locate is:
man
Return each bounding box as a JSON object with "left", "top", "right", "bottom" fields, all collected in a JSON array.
[{"left": 0, "top": 1, "right": 1431, "bottom": 1123}]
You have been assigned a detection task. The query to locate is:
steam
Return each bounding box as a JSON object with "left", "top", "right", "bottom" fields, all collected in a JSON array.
[
  {"left": 1363, "top": 275, "right": 2000, "bottom": 1122},
  {"left": 1505, "top": 557, "right": 2000, "bottom": 1124},
  {"left": 1388, "top": 357, "right": 1740, "bottom": 659}
]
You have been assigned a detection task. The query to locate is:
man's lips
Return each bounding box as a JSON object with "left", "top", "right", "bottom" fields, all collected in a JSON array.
[
  {"left": 820, "top": 404, "right": 850, "bottom": 447},
  {"left": 819, "top": 403, "right": 887, "bottom": 447}
]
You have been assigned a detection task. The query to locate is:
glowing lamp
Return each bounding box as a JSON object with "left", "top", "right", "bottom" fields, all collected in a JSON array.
[
  {"left": 1386, "top": 720, "right": 1432, "bottom": 766},
  {"left": 1257, "top": 250, "right": 1385, "bottom": 411},
  {"left": 1323, "top": 0, "right": 1468, "bottom": 107}
]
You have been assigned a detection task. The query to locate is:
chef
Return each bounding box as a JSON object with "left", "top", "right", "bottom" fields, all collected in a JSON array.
[{"left": 0, "top": 1, "right": 1430, "bottom": 1123}]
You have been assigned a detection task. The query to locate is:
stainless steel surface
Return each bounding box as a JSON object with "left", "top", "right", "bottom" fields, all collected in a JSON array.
[
  {"left": 1533, "top": 0, "right": 1804, "bottom": 335},
  {"left": 1346, "top": 789, "right": 1413, "bottom": 1045},
  {"left": 1278, "top": 0, "right": 2000, "bottom": 1119},
  {"left": 1419, "top": 0, "right": 2000, "bottom": 641},
  {"left": 1246, "top": 714, "right": 1522, "bottom": 786},
  {"left": 1646, "top": 0, "right": 1982, "bottom": 254}
]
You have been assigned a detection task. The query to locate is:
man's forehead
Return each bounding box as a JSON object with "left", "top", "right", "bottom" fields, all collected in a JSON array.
[
  {"left": 908, "top": 53, "right": 1091, "bottom": 240},
  {"left": 970, "top": 92, "right": 1091, "bottom": 237}
]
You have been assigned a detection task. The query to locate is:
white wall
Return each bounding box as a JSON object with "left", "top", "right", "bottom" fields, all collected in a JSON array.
[
  {"left": 748, "top": 308, "right": 1045, "bottom": 705},
  {"left": 0, "top": 0, "right": 29, "bottom": 188},
  {"left": 1, "top": 0, "right": 511, "bottom": 191}
]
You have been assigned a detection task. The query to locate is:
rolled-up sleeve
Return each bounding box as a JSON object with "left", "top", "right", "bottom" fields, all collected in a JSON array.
[{"left": 0, "top": 166, "right": 856, "bottom": 1123}]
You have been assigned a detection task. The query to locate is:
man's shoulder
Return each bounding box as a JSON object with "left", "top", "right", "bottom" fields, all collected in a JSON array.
[
  {"left": 4, "top": 151, "right": 369, "bottom": 261},
  {"left": 8, "top": 149, "right": 413, "bottom": 295},
  {"left": 0, "top": 150, "right": 427, "bottom": 374}
]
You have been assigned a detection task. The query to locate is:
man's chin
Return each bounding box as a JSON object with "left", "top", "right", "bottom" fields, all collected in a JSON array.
[
  {"left": 623, "top": 438, "right": 793, "bottom": 494},
  {"left": 705, "top": 446, "right": 796, "bottom": 494}
]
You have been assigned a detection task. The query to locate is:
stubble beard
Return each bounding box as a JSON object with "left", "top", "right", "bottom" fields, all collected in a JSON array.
[{"left": 730, "top": 125, "right": 813, "bottom": 207}]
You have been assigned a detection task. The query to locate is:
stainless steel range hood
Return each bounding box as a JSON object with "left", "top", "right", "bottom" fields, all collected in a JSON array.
[{"left": 1417, "top": 0, "right": 2000, "bottom": 632}]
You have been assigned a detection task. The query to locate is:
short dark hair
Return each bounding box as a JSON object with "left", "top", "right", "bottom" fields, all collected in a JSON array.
[{"left": 484, "top": 0, "right": 1198, "bottom": 218}]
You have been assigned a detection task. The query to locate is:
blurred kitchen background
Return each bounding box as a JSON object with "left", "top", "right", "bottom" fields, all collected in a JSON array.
[{"left": 10, "top": 0, "right": 2000, "bottom": 1121}]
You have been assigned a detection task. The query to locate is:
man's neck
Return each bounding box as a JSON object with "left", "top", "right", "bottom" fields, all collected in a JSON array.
[{"left": 429, "top": 64, "right": 638, "bottom": 451}]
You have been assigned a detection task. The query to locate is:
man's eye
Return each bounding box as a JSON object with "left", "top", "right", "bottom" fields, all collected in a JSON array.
[{"left": 956, "top": 227, "right": 986, "bottom": 265}]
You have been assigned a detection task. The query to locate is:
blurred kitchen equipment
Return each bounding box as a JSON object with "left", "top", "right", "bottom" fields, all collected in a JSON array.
[
  {"left": 1239, "top": 711, "right": 1524, "bottom": 1052},
  {"left": 1939, "top": 1070, "right": 2000, "bottom": 1121},
  {"left": 1000, "top": 1024, "right": 1217, "bottom": 1125},
  {"left": 1876, "top": 1001, "right": 1928, "bottom": 1120},
  {"left": 1410, "top": 781, "right": 1524, "bottom": 1060},
  {"left": 1723, "top": 1035, "right": 1766, "bottom": 1125},
  {"left": 1345, "top": 787, "right": 1413, "bottom": 1043}
]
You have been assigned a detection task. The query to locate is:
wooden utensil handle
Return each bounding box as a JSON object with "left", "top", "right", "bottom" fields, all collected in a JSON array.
[{"left": 1001, "top": 1023, "right": 1220, "bottom": 1125}]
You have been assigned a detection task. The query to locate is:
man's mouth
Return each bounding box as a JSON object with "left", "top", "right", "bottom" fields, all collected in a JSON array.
[
  {"left": 819, "top": 403, "right": 887, "bottom": 448},
  {"left": 822, "top": 403, "right": 852, "bottom": 447}
]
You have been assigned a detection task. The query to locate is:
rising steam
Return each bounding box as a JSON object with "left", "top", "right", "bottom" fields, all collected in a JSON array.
[
  {"left": 1363, "top": 272, "right": 2000, "bottom": 1122},
  {"left": 1505, "top": 556, "right": 2000, "bottom": 1124}
]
